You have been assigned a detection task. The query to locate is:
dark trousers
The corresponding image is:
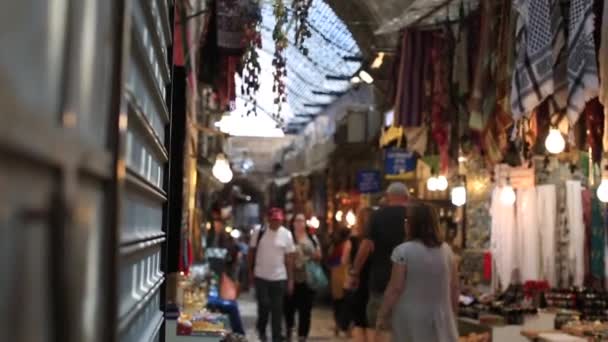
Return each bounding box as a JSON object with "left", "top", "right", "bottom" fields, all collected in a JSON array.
[
  {"left": 333, "top": 297, "right": 350, "bottom": 332},
  {"left": 284, "top": 282, "right": 315, "bottom": 338},
  {"left": 255, "top": 278, "right": 286, "bottom": 342}
]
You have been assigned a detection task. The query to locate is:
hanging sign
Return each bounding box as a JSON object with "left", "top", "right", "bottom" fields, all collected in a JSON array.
[
  {"left": 384, "top": 149, "right": 417, "bottom": 180},
  {"left": 494, "top": 164, "right": 535, "bottom": 189},
  {"left": 356, "top": 170, "right": 382, "bottom": 194}
]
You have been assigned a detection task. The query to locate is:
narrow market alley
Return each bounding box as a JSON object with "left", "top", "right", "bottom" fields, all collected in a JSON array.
[{"left": 5, "top": 0, "right": 608, "bottom": 342}]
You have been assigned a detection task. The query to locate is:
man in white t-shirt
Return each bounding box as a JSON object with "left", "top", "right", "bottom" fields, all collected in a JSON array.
[{"left": 249, "top": 208, "right": 295, "bottom": 342}]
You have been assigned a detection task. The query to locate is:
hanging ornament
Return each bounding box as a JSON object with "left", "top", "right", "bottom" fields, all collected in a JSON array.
[
  {"left": 292, "top": 0, "right": 313, "bottom": 56},
  {"left": 241, "top": 0, "right": 262, "bottom": 116},
  {"left": 272, "top": 0, "right": 288, "bottom": 121}
]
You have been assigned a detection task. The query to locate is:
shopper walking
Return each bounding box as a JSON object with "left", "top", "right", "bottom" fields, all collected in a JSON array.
[
  {"left": 249, "top": 208, "right": 296, "bottom": 342},
  {"left": 376, "top": 202, "right": 459, "bottom": 342},
  {"left": 328, "top": 227, "right": 351, "bottom": 337},
  {"left": 206, "top": 205, "right": 238, "bottom": 277},
  {"left": 343, "top": 207, "right": 373, "bottom": 342},
  {"left": 351, "top": 182, "right": 409, "bottom": 342},
  {"left": 284, "top": 213, "right": 322, "bottom": 342}
]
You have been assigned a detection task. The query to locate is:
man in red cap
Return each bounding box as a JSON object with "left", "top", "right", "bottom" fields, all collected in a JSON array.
[{"left": 249, "top": 207, "right": 296, "bottom": 342}]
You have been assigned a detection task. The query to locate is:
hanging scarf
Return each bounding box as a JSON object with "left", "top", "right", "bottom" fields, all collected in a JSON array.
[
  {"left": 469, "top": 0, "right": 496, "bottom": 131},
  {"left": 430, "top": 33, "right": 450, "bottom": 173},
  {"left": 394, "top": 30, "right": 426, "bottom": 127},
  {"left": 590, "top": 194, "right": 605, "bottom": 284},
  {"left": 566, "top": 0, "right": 599, "bottom": 126},
  {"left": 598, "top": 0, "right": 608, "bottom": 152},
  {"left": 511, "top": 0, "right": 565, "bottom": 120}
]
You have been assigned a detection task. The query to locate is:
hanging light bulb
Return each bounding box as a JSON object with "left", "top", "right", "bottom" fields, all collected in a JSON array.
[
  {"left": 500, "top": 185, "right": 517, "bottom": 205},
  {"left": 230, "top": 229, "right": 242, "bottom": 239},
  {"left": 308, "top": 216, "right": 320, "bottom": 229},
  {"left": 427, "top": 176, "right": 438, "bottom": 192},
  {"left": 225, "top": 226, "right": 233, "bottom": 233},
  {"left": 212, "top": 154, "right": 233, "bottom": 183},
  {"left": 436, "top": 175, "right": 449, "bottom": 191},
  {"left": 345, "top": 210, "right": 357, "bottom": 228},
  {"left": 597, "top": 179, "right": 608, "bottom": 203},
  {"left": 335, "top": 210, "right": 343, "bottom": 222},
  {"left": 451, "top": 186, "right": 467, "bottom": 207},
  {"left": 545, "top": 128, "right": 566, "bottom": 154}
]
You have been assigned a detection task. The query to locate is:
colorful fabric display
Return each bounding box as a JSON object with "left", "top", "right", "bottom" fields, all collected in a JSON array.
[
  {"left": 511, "top": 0, "right": 565, "bottom": 120},
  {"left": 566, "top": 0, "right": 599, "bottom": 126}
]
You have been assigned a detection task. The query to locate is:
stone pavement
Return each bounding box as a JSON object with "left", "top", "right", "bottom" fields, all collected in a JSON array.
[{"left": 239, "top": 292, "right": 348, "bottom": 342}]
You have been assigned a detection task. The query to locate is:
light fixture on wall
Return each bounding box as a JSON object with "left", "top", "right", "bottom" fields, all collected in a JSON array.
[
  {"left": 345, "top": 210, "right": 357, "bottom": 228},
  {"left": 436, "top": 175, "right": 449, "bottom": 191},
  {"left": 350, "top": 76, "right": 362, "bottom": 84},
  {"left": 359, "top": 70, "right": 374, "bottom": 84},
  {"left": 500, "top": 178, "right": 516, "bottom": 205},
  {"left": 545, "top": 128, "right": 566, "bottom": 154},
  {"left": 212, "top": 154, "right": 233, "bottom": 183},
  {"left": 371, "top": 52, "right": 385, "bottom": 69}
]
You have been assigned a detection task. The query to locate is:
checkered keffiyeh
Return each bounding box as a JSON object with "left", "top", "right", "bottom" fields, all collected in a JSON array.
[
  {"left": 511, "top": 0, "right": 565, "bottom": 120},
  {"left": 566, "top": 0, "right": 599, "bottom": 126}
]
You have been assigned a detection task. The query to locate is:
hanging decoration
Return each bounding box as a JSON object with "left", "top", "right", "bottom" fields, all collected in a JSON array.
[
  {"left": 241, "top": 0, "right": 262, "bottom": 116},
  {"left": 292, "top": 0, "right": 313, "bottom": 56},
  {"left": 272, "top": 0, "right": 288, "bottom": 121}
]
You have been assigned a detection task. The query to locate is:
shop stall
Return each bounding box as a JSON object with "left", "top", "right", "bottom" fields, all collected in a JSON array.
[{"left": 380, "top": 0, "right": 608, "bottom": 340}]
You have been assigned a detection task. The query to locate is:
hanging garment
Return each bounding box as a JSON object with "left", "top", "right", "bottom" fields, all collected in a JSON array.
[
  {"left": 566, "top": 180, "right": 586, "bottom": 287},
  {"left": 590, "top": 195, "right": 605, "bottom": 284},
  {"left": 566, "top": 0, "right": 600, "bottom": 126},
  {"left": 469, "top": 0, "right": 496, "bottom": 131},
  {"left": 605, "top": 207, "right": 608, "bottom": 289},
  {"left": 516, "top": 188, "right": 541, "bottom": 282},
  {"left": 490, "top": 187, "right": 517, "bottom": 289},
  {"left": 537, "top": 185, "right": 558, "bottom": 287},
  {"left": 394, "top": 30, "right": 427, "bottom": 127},
  {"left": 582, "top": 189, "right": 592, "bottom": 281},
  {"left": 599, "top": 0, "right": 608, "bottom": 152},
  {"left": 511, "top": 0, "right": 565, "bottom": 120}
]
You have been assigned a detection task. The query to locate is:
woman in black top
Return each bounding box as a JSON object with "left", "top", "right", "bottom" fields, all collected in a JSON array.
[{"left": 343, "top": 207, "right": 373, "bottom": 342}]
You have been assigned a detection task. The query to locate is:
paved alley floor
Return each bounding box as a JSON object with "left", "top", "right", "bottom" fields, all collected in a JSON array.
[{"left": 239, "top": 292, "right": 348, "bottom": 342}]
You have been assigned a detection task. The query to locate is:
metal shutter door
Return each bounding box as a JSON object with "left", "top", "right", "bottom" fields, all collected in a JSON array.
[
  {"left": 0, "top": 1, "right": 124, "bottom": 342},
  {"left": 117, "top": 0, "right": 172, "bottom": 341}
]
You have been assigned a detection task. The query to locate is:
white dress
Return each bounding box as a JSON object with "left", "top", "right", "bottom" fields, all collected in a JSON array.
[{"left": 390, "top": 242, "right": 458, "bottom": 342}]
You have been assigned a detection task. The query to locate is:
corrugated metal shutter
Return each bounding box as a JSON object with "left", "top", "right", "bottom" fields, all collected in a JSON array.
[{"left": 118, "top": 0, "right": 172, "bottom": 341}]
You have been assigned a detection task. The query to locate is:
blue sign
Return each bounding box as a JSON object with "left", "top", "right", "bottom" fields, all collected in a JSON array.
[
  {"left": 384, "top": 149, "right": 417, "bottom": 176},
  {"left": 357, "top": 170, "right": 381, "bottom": 194}
]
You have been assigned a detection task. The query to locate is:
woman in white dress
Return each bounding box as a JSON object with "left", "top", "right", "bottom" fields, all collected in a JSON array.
[{"left": 376, "top": 202, "right": 459, "bottom": 342}]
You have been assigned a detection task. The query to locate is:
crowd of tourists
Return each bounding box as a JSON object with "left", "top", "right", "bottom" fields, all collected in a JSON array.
[{"left": 241, "top": 182, "right": 459, "bottom": 342}]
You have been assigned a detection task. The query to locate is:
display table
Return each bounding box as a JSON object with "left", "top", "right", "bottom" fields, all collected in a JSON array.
[
  {"left": 520, "top": 330, "right": 587, "bottom": 341},
  {"left": 165, "top": 319, "right": 225, "bottom": 342},
  {"left": 459, "top": 312, "right": 556, "bottom": 342}
]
